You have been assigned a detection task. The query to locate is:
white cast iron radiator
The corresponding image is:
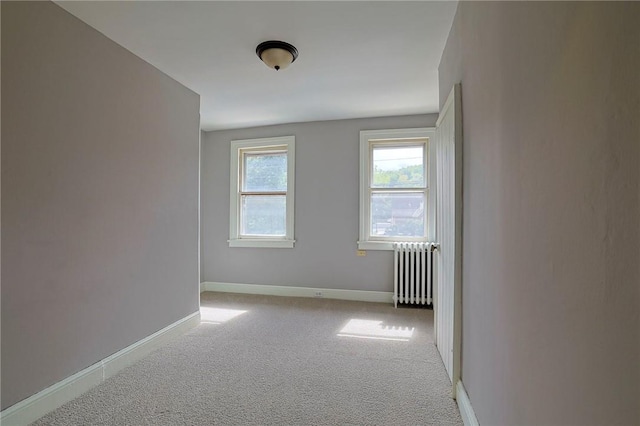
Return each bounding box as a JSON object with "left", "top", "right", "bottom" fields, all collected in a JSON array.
[{"left": 393, "top": 242, "right": 436, "bottom": 308}]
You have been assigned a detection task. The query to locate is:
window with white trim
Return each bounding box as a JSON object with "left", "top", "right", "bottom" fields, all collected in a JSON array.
[
  {"left": 358, "top": 128, "right": 435, "bottom": 250},
  {"left": 229, "top": 136, "right": 295, "bottom": 248}
]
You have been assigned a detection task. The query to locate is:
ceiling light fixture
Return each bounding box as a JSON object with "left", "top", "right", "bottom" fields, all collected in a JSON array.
[{"left": 256, "top": 40, "right": 298, "bottom": 71}]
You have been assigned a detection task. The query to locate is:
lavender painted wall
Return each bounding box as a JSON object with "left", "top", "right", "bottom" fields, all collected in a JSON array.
[
  {"left": 1, "top": 1, "right": 200, "bottom": 409},
  {"left": 201, "top": 115, "right": 436, "bottom": 292},
  {"left": 439, "top": 2, "right": 640, "bottom": 424}
]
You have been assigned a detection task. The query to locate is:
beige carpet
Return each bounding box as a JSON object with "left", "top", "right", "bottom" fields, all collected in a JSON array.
[{"left": 33, "top": 292, "right": 463, "bottom": 425}]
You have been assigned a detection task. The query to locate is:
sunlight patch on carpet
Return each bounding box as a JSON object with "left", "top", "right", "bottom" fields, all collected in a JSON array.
[
  {"left": 200, "top": 307, "right": 247, "bottom": 325},
  {"left": 337, "top": 319, "right": 415, "bottom": 342}
]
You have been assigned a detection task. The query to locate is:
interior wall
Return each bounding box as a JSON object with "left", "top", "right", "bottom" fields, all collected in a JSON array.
[
  {"left": 201, "top": 114, "right": 436, "bottom": 292},
  {"left": 439, "top": 2, "right": 640, "bottom": 424},
  {"left": 1, "top": 1, "right": 200, "bottom": 409}
]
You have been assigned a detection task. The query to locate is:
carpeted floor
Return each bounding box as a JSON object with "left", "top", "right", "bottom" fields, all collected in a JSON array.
[{"left": 33, "top": 292, "right": 463, "bottom": 425}]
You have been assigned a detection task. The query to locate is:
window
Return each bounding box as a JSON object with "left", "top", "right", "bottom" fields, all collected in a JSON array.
[
  {"left": 229, "top": 136, "right": 295, "bottom": 248},
  {"left": 358, "top": 128, "right": 435, "bottom": 250}
]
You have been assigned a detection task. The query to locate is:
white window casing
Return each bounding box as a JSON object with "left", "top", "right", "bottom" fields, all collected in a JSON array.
[
  {"left": 358, "top": 128, "right": 436, "bottom": 251},
  {"left": 229, "top": 136, "right": 295, "bottom": 248}
]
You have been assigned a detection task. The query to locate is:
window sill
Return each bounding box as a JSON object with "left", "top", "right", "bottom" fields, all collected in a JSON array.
[
  {"left": 357, "top": 241, "right": 395, "bottom": 251},
  {"left": 228, "top": 239, "right": 295, "bottom": 249}
]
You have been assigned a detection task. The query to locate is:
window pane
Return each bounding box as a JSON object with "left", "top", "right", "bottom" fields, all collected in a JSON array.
[
  {"left": 372, "top": 145, "right": 424, "bottom": 188},
  {"left": 370, "top": 192, "right": 425, "bottom": 237},
  {"left": 241, "top": 195, "right": 286, "bottom": 236},
  {"left": 243, "top": 152, "right": 287, "bottom": 192}
]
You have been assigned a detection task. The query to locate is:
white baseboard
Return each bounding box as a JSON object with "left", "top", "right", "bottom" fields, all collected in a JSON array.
[
  {"left": 201, "top": 281, "right": 393, "bottom": 304},
  {"left": 0, "top": 311, "right": 200, "bottom": 426},
  {"left": 456, "top": 381, "right": 479, "bottom": 426}
]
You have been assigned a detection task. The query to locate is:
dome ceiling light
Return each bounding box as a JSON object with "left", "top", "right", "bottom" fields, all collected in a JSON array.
[{"left": 256, "top": 40, "right": 298, "bottom": 71}]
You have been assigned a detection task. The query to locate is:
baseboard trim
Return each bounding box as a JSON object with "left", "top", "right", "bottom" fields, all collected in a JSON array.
[
  {"left": 0, "top": 311, "right": 200, "bottom": 426},
  {"left": 201, "top": 281, "right": 393, "bottom": 304},
  {"left": 456, "top": 381, "right": 479, "bottom": 426}
]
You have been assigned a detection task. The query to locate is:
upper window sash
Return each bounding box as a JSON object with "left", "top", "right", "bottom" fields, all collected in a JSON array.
[
  {"left": 239, "top": 146, "right": 288, "bottom": 194},
  {"left": 369, "top": 141, "right": 427, "bottom": 190}
]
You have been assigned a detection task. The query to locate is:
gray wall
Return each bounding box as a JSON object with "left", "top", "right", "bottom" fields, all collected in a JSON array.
[
  {"left": 201, "top": 115, "right": 436, "bottom": 292},
  {"left": 1, "top": 2, "right": 200, "bottom": 409},
  {"left": 439, "top": 2, "right": 640, "bottom": 424}
]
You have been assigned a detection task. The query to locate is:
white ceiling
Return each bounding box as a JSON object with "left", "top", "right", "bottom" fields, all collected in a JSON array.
[{"left": 56, "top": 1, "right": 457, "bottom": 131}]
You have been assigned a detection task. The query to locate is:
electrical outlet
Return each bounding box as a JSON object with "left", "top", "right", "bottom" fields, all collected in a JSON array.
[
  {"left": 314, "top": 291, "right": 323, "bottom": 298},
  {"left": 357, "top": 250, "right": 367, "bottom": 257}
]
